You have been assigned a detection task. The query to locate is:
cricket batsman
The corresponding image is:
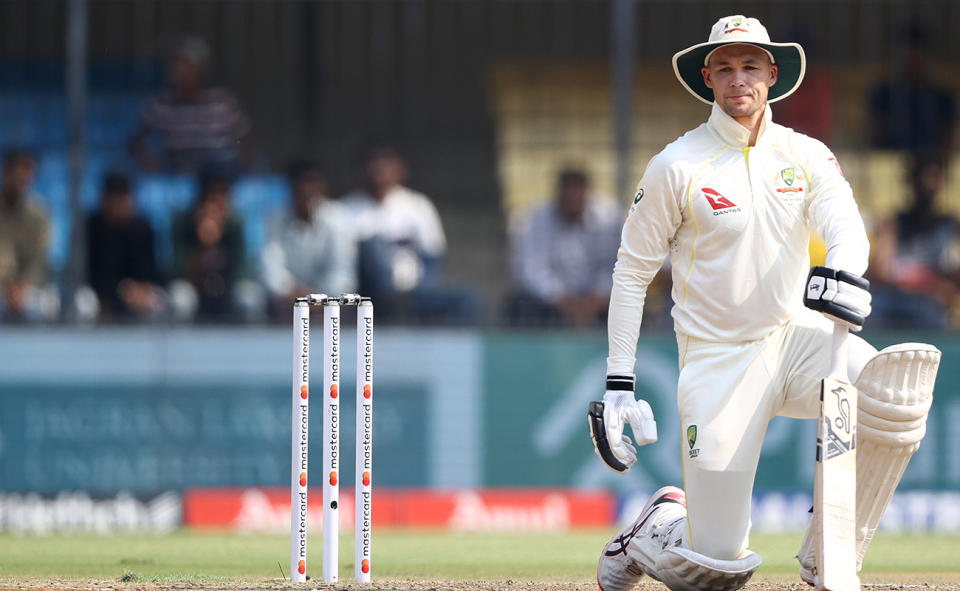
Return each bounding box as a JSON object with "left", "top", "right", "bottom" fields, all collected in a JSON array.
[{"left": 587, "top": 15, "right": 942, "bottom": 591}]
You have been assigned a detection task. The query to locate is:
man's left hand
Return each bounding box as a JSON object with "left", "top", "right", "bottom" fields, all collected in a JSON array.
[{"left": 588, "top": 390, "right": 658, "bottom": 473}]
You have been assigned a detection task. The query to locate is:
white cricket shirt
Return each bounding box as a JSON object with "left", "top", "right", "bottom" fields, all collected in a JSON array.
[{"left": 608, "top": 103, "right": 870, "bottom": 375}]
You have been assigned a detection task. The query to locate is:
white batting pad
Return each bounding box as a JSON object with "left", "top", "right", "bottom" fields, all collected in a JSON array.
[
  {"left": 853, "top": 343, "right": 939, "bottom": 566},
  {"left": 656, "top": 547, "right": 762, "bottom": 591},
  {"left": 798, "top": 343, "right": 941, "bottom": 575}
]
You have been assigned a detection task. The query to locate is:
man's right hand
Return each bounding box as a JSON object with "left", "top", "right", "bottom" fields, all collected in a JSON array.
[
  {"left": 588, "top": 388, "right": 658, "bottom": 474},
  {"left": 803, "top": 266, "right": 871, "bottom": 330}
]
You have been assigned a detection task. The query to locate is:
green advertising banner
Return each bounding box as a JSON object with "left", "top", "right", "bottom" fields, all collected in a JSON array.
[
  {"left": 484, "top": 330, "right": 960, "bottom": 493},
  {"left": 0, "top": 328, "right": 956, "bottom": 494}
]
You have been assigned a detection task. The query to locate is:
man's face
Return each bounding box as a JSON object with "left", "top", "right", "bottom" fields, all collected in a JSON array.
[
  {"left": 702, "top": 44, "right": 777, "bottom": 121},
  {"left": 293, "top": 171, "right": 326, "bottom": 218},
  {"left": 102, "top": 192, "right": 134, "bottom": 223},
  {"left": 365, "top": 152, "right": 406, "bottom": 193},
  {"left": 2, "top": 157, "right": 35, "bottom": 196},
  {"left": 169, "top": 56, "right": 203, "bottom": 93},
  {"left": 557, "top": 181, "right": 587, "bottom": 222}
]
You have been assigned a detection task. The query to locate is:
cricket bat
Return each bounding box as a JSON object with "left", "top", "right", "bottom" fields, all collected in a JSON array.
[{"left": 815, "top": 323, "right": 860, "bottom": 591}]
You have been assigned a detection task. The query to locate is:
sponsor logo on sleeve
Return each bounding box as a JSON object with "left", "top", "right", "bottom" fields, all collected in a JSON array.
[{"left": 828, "top": 157, "right": 844, "bottom": 177}]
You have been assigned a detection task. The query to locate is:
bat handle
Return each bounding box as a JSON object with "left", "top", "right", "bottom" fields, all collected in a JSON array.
[{"left": 830, "top": 322, "right": 849, "bottom": 381}]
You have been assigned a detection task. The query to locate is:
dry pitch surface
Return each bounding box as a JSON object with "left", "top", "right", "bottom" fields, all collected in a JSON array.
[
  {"left": 2, "top": 575, "right": 960, "bottom": 591},
  {"left": 0, "top": 531, "right": 957, "bottom": 591}
]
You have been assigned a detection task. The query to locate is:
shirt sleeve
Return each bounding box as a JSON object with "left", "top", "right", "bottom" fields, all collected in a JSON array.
[
  {"left": 607, "top": 154, "right": 682, "bottom": 376},
  {"left": 415, "top": 194, "right": 447, "bottom": 256},
  {"left": 20, "top": 205, "right": 49, "bottom": 284},
  {"left": 261, "top": 217, "right": 295, "bottom": 297},
  {"left": 323, "top": 207, "right": 359, "bottom": 295},
  {"left": 220, "top": 90, "right": 252, "bottom": 140},
  {"left": 803, "top": 142, "right": 870, "bottom": 275}
]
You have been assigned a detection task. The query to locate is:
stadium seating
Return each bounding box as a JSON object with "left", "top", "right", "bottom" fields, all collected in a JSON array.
[{"left": 2, "top": 83, "right": 290, "bottom": 276}]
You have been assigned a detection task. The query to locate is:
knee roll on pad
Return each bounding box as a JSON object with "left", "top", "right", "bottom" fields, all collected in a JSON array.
[
  {"left": 656, "top": 547, "right": 762, "bottom": 591},
  {"left": 856, "top": 344, "right": 940, "bottom": 447}
]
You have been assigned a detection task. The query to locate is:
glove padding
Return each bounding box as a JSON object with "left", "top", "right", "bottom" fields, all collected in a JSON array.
[
  {"left": 588, "top": 390, "right": 658, "bottom": 473},
  {"left": 803, "top": 266, "right": 871, "bottom": 331}
]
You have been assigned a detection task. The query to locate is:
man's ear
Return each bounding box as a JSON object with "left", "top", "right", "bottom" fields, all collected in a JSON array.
[
  {"left": 768, "top": 63, "right": 779, "bottom": 88},
  {"left": 702, "top": 66, "right": 713, "bottom": 89}
]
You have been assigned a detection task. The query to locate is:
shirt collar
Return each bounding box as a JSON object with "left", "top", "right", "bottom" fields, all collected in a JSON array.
[{"left": 707, "top": 101, "right": 772, "bottom": 147}]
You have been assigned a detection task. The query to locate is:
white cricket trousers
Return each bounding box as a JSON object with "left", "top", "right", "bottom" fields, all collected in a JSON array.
[{"left": 675, "top": 309, "right": 876, "bottom": 560}]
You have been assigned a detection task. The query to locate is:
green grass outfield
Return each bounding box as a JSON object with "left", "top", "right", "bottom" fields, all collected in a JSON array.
[{"left": 0, "top": 530, "right": 958, "bottom": 585}]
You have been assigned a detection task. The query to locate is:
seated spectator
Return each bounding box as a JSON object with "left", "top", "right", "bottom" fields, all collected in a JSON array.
[
  {"left": 170, "top": 170, "right": 257, "bottom": 322},
  {"left": 505, "top": 169, "right": 622, "bottom": 327},
  {"left": 0, "top": 148, "right": 57, "bottom": 322},
  {"left": 775, "top": 26, "right": 835, "bottom": 142},
  {"left": 868, "top": 152, "right": 960, "bottom": 329},
  {"left": 868, "top": 22, "right": 956, "bottom": 156},
  {"left": 85, "top": 171, "right": 166, "bottom": 322},
  {"left": 340, "top": 143, "right": 478, "bottom": 324},
  {"left": 261, "top": 158, "right": 357, "bottom": 320},
  {"left": 130, "top": 36, "right": 255, "bottom": 175}
]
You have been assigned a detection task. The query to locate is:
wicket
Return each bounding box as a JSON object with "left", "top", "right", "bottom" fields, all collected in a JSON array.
[{"left": 290, "top": 293, "right": 373, "bottom": 583}]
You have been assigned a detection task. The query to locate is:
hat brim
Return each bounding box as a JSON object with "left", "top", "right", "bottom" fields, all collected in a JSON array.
[{"left": 672, "top": 41, "right": 806, "bottom": 105}]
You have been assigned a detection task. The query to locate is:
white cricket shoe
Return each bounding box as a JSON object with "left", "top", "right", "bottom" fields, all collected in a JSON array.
[{"left": 597, "top": 485, "right": 687, "bottom": 591}]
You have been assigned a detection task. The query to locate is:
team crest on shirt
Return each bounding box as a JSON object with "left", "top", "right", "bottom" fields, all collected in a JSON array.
[
  {"left": 775, "top": 167, "right": 806, "bottom": 195},
  {"left": 687, "top": 425, "right": 699, "bottom": 458},
  {"left": 780, "top": 167, "right": 795, "bottom": 186}
]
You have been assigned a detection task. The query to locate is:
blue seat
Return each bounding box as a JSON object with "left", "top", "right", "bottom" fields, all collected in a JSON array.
[
  {"left": 34, "top": 94, "right": 67, "bottom": 146},
  {"left": 136, "top": 175, "right": 197, "bottom": 267},
  {"left": 0, "top": 94, "right": 34, "bottom": 146},
  {"left": 45, "top": 203, "right": 71, "bottom": 273},
  {"left": 231, "top": 175, "right": 290, "bottom": 260},
  {"left": 0, "top": 92, "right": 66, "bottom": 148},
  {"left": 87, "top": 93, "right": 143, "bottom": 148}
]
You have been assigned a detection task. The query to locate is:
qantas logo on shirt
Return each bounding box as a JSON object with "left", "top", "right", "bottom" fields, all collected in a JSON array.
[
  {"left": 702, "top": 188, "right": 736, "bottom": 209},
  {"left": 701, "top": 188, "right": 742, "bottom": 217}
]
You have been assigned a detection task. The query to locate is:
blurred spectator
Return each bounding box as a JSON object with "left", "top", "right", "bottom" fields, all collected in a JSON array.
[
  {"left": 85, "top": 171, "right": 166, "bottom": 322},
  {"left": 0, "top": 149, "right": 57, "bottom": 322},
  {"left": 340, "top": 143, "right": 478, "bottom": 324},
  {"left": 130, "top": 36, "right": 255, "bottom": 175},
  {"left": 868, "top": 22, "right": 956, "bottom": 157},
  {"left": 261, "top": 158, "right": 357, "bottom": 319},
  {"left": 868, "top": 152, "right": 960, "bottom": 329},
  {"left": 775, "top": 27, "right": 835, "bottom": 142},
  {"left": 170, "top": 170, "right": 260, "bottom": 322},
  {"left": 505, "top": 169, "right": 621, "bottom": 327}
]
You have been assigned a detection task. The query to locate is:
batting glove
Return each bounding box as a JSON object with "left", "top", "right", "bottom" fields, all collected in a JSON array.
[
  {"left": 803, "top": 266, "right": 872, "bottom": 331},
  {"left": 588, "top": 376, "right": 658, "bottom": 474}
]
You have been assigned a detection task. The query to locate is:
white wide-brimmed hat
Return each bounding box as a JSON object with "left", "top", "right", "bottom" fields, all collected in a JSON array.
[{"left": 672, "top": 15, "right": 806, "bottom": 105}]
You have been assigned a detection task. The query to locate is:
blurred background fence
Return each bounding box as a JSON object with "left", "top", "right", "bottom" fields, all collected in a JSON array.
[{"left": 2, "top": 0, "right": 960, "bottom": 323}]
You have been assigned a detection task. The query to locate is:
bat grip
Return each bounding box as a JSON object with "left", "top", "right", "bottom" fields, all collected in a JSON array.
[{"left": 830, "top": 322, "right": 849, "bottom": 381}]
